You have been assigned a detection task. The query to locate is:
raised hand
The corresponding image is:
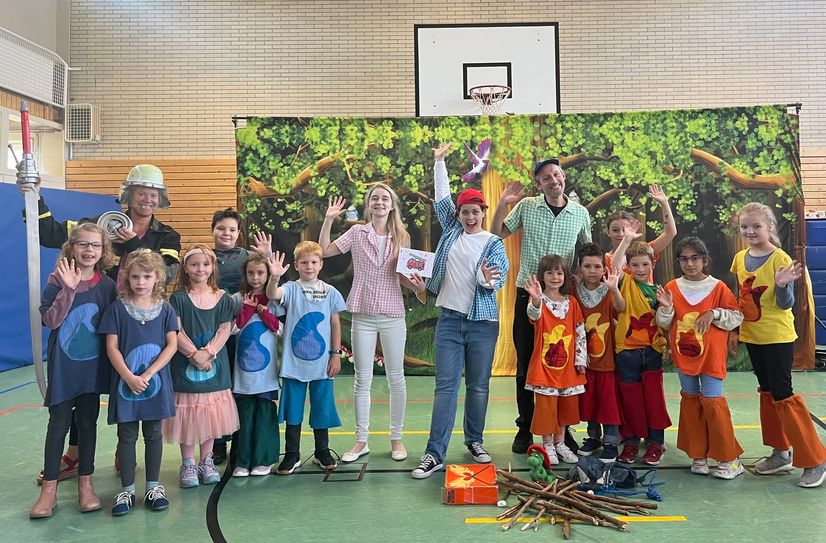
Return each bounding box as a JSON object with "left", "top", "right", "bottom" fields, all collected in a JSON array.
[
  {"left": 480, "top": 258, "right": 502, "bottom": 286},
  {"left": 242, "top": 292, "right": 257, "bottom": 307},
  {"left": 655, "top": 285, "right": 673, "bottom": 308},
  {"left": 694, "top": 310, "right": 715, "bottom": 334},
  {"left": 648, "top": 184, "right": 669, "bottom": 205},
  {"left": 267, "top": 251, "right": 290, "bottom": 278},
  {"left": 500, "top": 181, "right": 524, "bottom": 206},
  {"left": 605, "top": 267, "right": 621, "bottom": 290},
  {"left": 250, "top": 231, "right": 273, "bottom": 254},
  {"left": 325, "top": 196, "right": 348, "bottom": 220},
  {"left": 432, "top": 142, "right": 453, "bottom": 161},
  {"left": 775, "top": 261, "right": 803, "bottom": 287},
  {"left": 56, "top": 257, "right": 82, "bottom": 289},
  {"left": 524, "top": 275, "right": 543, "bottom": 300},
  {"left": 622, "top": 219, "right": 643, "bottom": 243}
]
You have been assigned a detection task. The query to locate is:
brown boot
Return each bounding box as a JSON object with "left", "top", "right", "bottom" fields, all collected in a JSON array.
[
  {"left": 30, "top": 480, "right": 57, "bottom": 519},
  {"left": 77, "top": 475, "right": 101, "bottom": 513}
]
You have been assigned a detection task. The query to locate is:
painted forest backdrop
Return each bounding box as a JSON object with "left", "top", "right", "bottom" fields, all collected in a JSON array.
[{"left": 235, "top": 105, "right": 814, "bottom": 375}]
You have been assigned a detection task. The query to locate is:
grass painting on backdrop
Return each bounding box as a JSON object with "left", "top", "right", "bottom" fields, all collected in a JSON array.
[{"left": 234, "top": 105, "right": 810, "bottom": 375}]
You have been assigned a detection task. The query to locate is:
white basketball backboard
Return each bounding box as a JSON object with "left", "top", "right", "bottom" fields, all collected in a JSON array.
[{"left": 415, "top": 23, "right": 560, "bottom": 116}]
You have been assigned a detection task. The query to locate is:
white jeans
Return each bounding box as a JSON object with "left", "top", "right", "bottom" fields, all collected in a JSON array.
[{"left": 351, "top": 313, "right": 407, "bottom": 441}]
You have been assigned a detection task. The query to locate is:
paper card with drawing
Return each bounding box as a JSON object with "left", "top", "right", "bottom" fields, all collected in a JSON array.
[{"left": 396, "top": 248, "right": 436, "bottom": 278}]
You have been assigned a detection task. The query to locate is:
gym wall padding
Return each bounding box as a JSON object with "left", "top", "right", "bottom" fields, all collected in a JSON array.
[{"left": 0, "top": 184, "right": 119, "bottom": 372}]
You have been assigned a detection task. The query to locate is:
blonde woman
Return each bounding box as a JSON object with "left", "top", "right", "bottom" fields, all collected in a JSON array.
[{"left": 319, "top": 184, "right": 425, "bottom": 463}]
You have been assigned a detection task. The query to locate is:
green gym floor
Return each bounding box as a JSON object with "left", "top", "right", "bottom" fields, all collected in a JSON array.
[{"left": 2, "top": 366, "right": 825, "bottom": 543}]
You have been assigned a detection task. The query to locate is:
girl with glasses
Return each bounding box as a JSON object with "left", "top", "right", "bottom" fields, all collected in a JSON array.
[{"left": 655, "top": 236, "right": 745, "bottom": 479}]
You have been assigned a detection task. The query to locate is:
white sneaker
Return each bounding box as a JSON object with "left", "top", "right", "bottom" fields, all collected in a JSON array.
[
  {"left": 555, "top": 443, "right": 578, "bottom": 464},
  {"left": 544, "top": 443, "right": 559, "bottom": 465},
  {"left": 691, "top": 458, "right": 710, "bottom": 475},
  {"left": 232, "top": 467, "right": 249, "bottom": 477},
  {"left": 713, "top": 459, "right": 745, "bottom": 480},
  {"left": 250, "top": 465, "right": 271, "bottom": 476}
]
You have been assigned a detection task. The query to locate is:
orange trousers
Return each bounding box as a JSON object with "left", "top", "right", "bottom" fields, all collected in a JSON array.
[
  {"left": 677, "top": 393, "right": 743, "bottom": 462},
  {"left": 531, "top": 394, "right": 580, "bottom": 437}
]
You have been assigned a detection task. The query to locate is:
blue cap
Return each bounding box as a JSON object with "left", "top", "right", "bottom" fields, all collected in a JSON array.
[{"left": 533, "top": 158, "right": 561, "bottom": 177}]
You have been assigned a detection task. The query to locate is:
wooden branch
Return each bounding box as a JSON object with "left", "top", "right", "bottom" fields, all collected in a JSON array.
[
  {"left": 690, "top": 148, "right": 794, "bottom": 189},
  {"left": 586, "top": 188, "right": 623, "bottom": 213},
  {"left": 244, "top": 147, "right": 350, "bottom": 198}
]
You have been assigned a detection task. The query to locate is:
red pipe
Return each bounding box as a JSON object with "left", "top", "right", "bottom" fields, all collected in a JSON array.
[{"left": 20, "top": 102, "right": 31, "bottom": 155}]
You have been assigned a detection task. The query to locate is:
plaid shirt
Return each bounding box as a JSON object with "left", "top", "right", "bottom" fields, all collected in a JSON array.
[
  {"left": 333, "top": 223, "right": 406, "bottom": 318},
  {"left": 504, "top": 195, "right": 592, "bottom": 287},
  {"left": 426, "top": 196, "right": 509, "bottom": 321}
]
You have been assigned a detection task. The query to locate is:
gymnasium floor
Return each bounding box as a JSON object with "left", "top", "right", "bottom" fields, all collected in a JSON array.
[{"left": 2, "top": 366, "right": 824, "bottom": 543}]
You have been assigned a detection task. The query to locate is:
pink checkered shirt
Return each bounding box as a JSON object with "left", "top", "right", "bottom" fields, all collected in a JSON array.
[{"left": 333, "top": 223, "right": 406, "bottom": 318}]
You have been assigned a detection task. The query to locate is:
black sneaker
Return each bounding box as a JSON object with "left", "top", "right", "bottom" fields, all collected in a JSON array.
[
  {"left": 276, "top": 452, "right": 301, "bottom": 475},
  {"left": 511, "top": 430, "right": 533, "bottom": 454},
  {"left": 467, "top": 441, "right": 492, "bottom": 463},
  {"left": 312, "top": 448, "right": 337, "bottom": 470},
  {"left": 578, "top": 438, "right": 602, "bottom": 456},
  {"left": 212, "top": 442, "right": 227, "bottom": 466},
  {"left": 599, "top": 444, "right": 618, "bottom": 463},
  {"left": 143, "top": 485, "right": 169, "bottom": 511},
  {"left": 411, "top": 454, "right": 444, "bottom": 479}
]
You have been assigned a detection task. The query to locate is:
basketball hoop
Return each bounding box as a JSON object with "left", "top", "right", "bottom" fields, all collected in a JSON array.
[{"left": 469, "top": 84, "right": 511, "bottom": 115}]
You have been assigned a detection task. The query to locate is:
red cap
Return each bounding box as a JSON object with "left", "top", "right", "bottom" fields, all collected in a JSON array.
[{"left": 456, "top": 188, "right": 488, "bottom": 209}]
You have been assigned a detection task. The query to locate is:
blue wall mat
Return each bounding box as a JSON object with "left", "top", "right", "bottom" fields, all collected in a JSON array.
[
  {"left": 806, "top": 219, "right": 826, "bottom": 247},
  {"left": 0, "top": 184, "right": 119, "bottom": 372},
  {"left": 806, "top": 246, "right": 826, "bottom": 271},
  {"left": 810, "top": 270, "right": 826, "bottom": 296}
]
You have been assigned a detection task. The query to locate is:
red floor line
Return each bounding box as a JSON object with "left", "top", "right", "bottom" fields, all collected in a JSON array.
[{"left": 0, "top": 403, "right": 42, "bottom": 416}]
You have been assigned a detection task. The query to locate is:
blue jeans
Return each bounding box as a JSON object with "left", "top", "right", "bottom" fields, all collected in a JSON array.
[
  {"left": 677, "top": 369, "right": 724, "bottom": 398},
  {"left": 425, "top": 308, "right": 499, "bottom": 463},
  {"left": 586, "top": 421, "right": 620, "bottom": 445}
]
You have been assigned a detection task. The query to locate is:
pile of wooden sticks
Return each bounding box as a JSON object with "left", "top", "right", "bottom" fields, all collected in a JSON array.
[{"left": 495, "top": 469, "right": 658, "bottom": 539}]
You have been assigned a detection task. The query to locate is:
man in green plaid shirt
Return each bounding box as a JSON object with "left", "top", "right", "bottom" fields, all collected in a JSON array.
[{"left": 491, "top": 158, "right": 592, "bottom": 454}]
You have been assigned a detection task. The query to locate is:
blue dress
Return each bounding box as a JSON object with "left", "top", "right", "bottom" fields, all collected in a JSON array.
[
  {"left": 98, "top": 300, "right": 178, "bottom": 423},
  {"left": 41, "top": 274, "right": 117, "bottom": 407}
]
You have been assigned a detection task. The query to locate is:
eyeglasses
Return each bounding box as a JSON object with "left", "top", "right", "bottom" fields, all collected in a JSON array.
[
  {"left": 677, "top": 255, "right": 703, "bottom": 263},
  {"left": 74, "top": 241, "right": 104, "bottom": 249}
]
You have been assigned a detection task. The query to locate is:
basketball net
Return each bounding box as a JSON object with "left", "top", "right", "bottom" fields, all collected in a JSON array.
[{"left": 469, "top": 84, "right": 511, "bottom": 115}]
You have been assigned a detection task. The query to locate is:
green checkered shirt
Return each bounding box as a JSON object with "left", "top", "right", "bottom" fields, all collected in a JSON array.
[{"left": 504, "top": 195, "right": 592, "bottom": 287}]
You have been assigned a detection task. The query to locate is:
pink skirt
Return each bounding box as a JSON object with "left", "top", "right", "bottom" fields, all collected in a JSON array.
[
  {"left": 162, "top": 390, "right": 240, "bottom": 445},
  {"left": 578, "top": 369, "right": 622, "bottom": 425}
]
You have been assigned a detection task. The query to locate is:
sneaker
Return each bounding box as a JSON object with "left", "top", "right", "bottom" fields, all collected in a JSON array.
[
  {"left": 212, "top": 442, "right": 227, "bottom": 465},
  {"left": 544, "top": 443, "right": 559, "bottom": 465},
  {"left": 599, "top": 444, "right": 618, "bottom": 463},
  {"left": 754, "top": 450, "right": 794, "bottom": 475},
  {"left": 143, "top": 485, "right": 169, "bottom": 511},
  {"left": 250, "top": 465, "right": 271, "bottom": 476},
  {"left": 467, "top": 442, "right": 492, "bottom": 463},
  {"left": 555, "top": 443, "right": 578, "bottom": 464},
  {"left": 179, "top": 463, "right": 199, "bottom": 488},
  {"left": 111, "top": 491, "right": 135, "bottom": 516},
  {"left": 312, "top": 449, "right": 337, "bottom": 470},
  {"left": 691, "top": 458, "right": 710, "bottom": 475},
  {"left": 799, "top": 460, "right": 826, "bottom": 488},
  {"left": 411, "top": 454, "right": 444, "bottom": 479},
  {"left": 578, "top": 438, "right": 602, "bottom": 456},
  {"left": 276, "top": 452, "right": 301, "bottom": 475},
  {"left": 642, "top": 442, "right": 665, "bottom": 466},
  {"left": 713, "top": 459, "right": 745, "bottom": 480},
  {"left": 232, "top": 467, "right": 250, "bottom": 477},
  {"left": 511, "top": 429, "right": 534, "bottom": 454},
  {"left": 198, "top": 457, "right": 221, "bottom": 485},
  {"left": 617, "top": 443, "right": 639, "bottom": 464}
]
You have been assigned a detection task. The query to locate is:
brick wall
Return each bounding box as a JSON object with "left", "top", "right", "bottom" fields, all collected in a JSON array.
[{"left": 67, "top": 0, "right": 826, "bottom": 159}]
